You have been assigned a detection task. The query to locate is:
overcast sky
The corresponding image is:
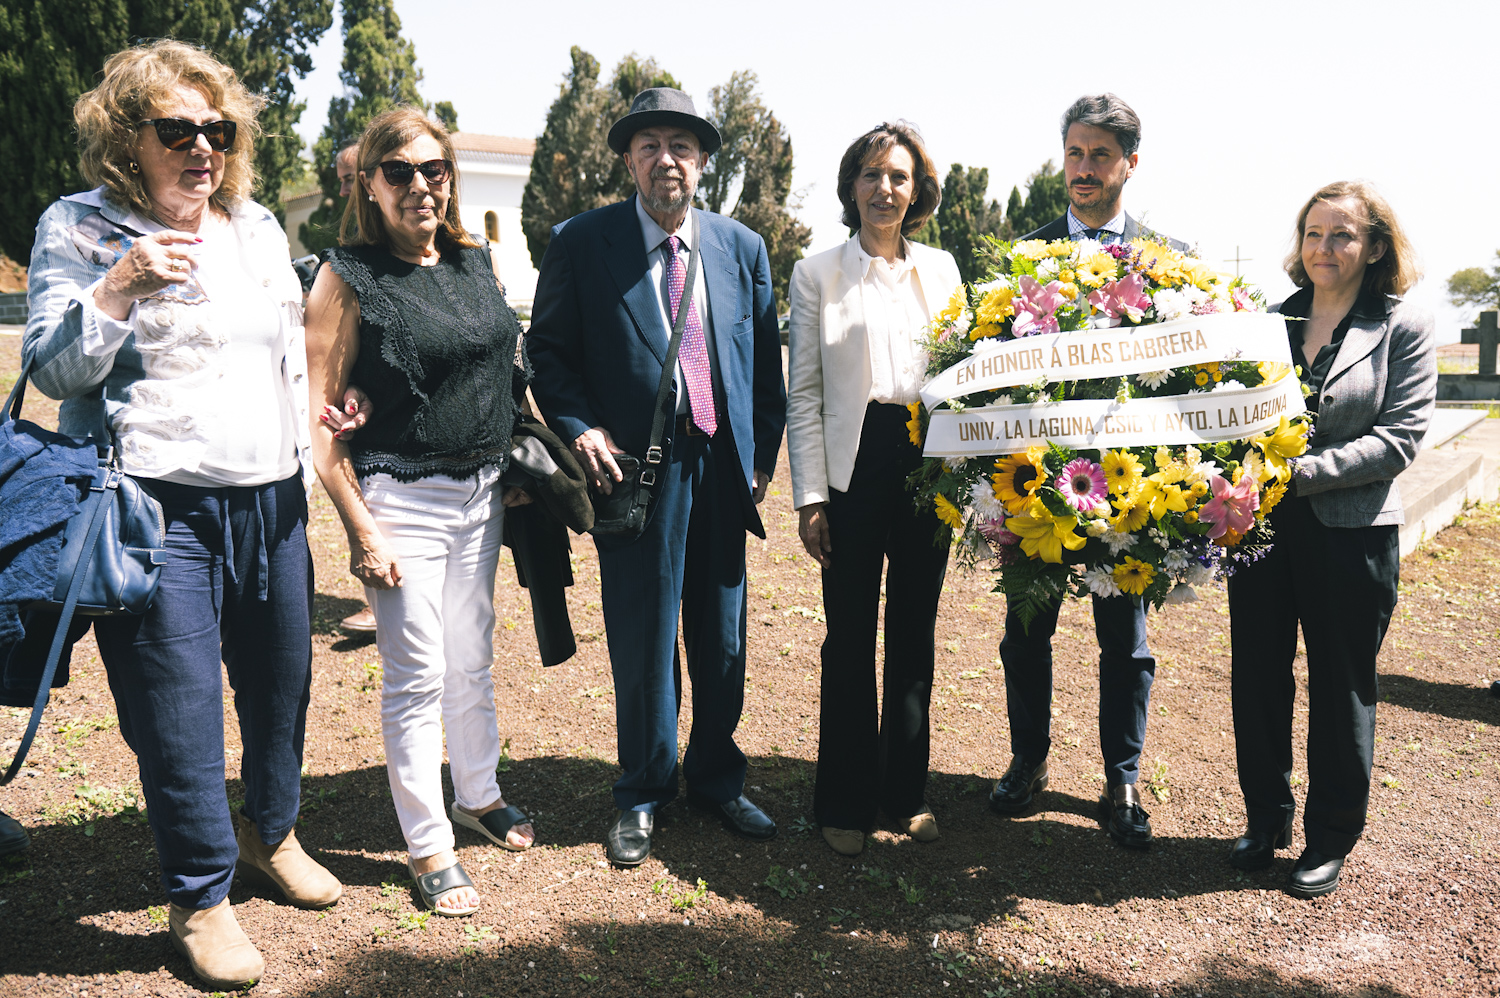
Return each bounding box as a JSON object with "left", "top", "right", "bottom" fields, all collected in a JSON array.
[{"left": 291, "top": 0, "right": 1498, "bottom": 343}]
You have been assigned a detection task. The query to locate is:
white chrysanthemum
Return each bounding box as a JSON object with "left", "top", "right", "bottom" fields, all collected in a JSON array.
[
  {"left": 1101, "top": 530, "right": 1137, "bottom": 555},
  {"left": 1082, "top": 564, "right": 1123, "bottom": 598},
  {"left": 974, "top": 277, "right": 1011, "bottom": 294},
  {"left": 1084, "top": 517, "right": 1111, "bottom": 538},
  {"left": 1161, "top": 583, "right": 1198, "bottom": 605},
  {"left": 1035, "top": 258, "right": 1060, "bottom": 280},
  {"left": 1135, "top": 370, "right": 1171, "bottom": 390},
  {"left": 969, "top": 479, "right": 1005, "bottom": 520},
  {"left": 1183, "top": 562, "right": 1215, "bottom": 586},
  {"left": 995, "top": 394, "right": 1013, "bottom": 407},
  {"left": 1162, "top": 549, "right": 1190, "bottom": 573},
  {"left": 1211, "top": 379, "right": 1247, "bottom": 393},
  {"left": 943, "top": 457, "right": 968, "bottom": 472},
  {"left": 1152, "top": 288, "right": 1189, "bottom": 321},
  {"left": 1193, "top": 458, "right": 1221, "bottom": 481},
  {"left": 1184, "top": 284, "right": 1210, "bottom": 305},
  {"left": 1073, "top": 237, "right": 1104, "bottom": 259}
]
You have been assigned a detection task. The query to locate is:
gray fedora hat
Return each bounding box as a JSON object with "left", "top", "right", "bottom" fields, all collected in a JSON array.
[{"left": 607, "top": 88, "right": 722, "bottom": 156}]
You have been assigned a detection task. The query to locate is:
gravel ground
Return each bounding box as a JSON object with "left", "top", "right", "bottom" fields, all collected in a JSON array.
[{"left": 2, "top": 338, "right": 1497, "bottom": 997}]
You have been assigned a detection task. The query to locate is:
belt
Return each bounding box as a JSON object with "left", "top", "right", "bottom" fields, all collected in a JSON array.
[{"left": 675, "top": 414, "right": 710, "bottom": 437}]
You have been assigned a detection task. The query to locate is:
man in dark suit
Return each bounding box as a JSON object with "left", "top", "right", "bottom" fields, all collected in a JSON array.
[
  {"left": 528, "top": 89, "right": 786, "bottom": 865},
  {"left": 989, "top": 94, "right": 1189, "bottom": 850}
]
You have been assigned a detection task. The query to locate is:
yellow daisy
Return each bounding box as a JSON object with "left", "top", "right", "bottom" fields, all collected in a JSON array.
[
  {"left": 975, "top": 286, "right": 1015, "bottom": 326},
  {"left": 1101, "top": 449, "right": 1145, "bottom": 496},
  {"left": 1112, "top": 557, "right": 1156, "bottom": 596},
  {"left": 1076, "top": 253, "right": 1117, "bottom": 289},
  {"left": 1110, "top": 493, "right": 1151, "bottom": 533},
  {"left": 1010, "top": 239, "right": 1051, "bottom": 262},
  {"left": 937, "top": 286, "right": 968, "bottom": 325},
  {"left": 1259, "top": 479, "right": 1288, "bottom": 517},
  {"left": 934, "top": 493, "right": 964, "bottom": 530}
]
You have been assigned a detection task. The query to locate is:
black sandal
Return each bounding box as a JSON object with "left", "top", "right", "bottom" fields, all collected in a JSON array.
[
  {"left": 451, "top": 802, "right": 534, "bottom": 851},
  {"left": 407, "top": 858, "right": 478, "bottom": 917}
]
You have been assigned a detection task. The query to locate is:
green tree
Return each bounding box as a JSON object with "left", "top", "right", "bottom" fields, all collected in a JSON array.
[
  {"left": 433, "top": 100, "right": 458, "bottom": 133},
  {"left": 701, "top": 71, "right": 810, "bottom": 313},
  {"left": 0, "top": 0, "right": 331, "bottom": 263},
  {"left": 1447, "top": 252, "right": 1500, "bottom": 318},
  {"left": 1005, "top": 160, "right": 1068, "bottom": 238},
  {"left": 520, "top": 49, "right": 677, "bottom": 270},
  {"left": 933, "top": 163, "right": 1005, "bottom": 285},
  {"left": 299, "top": 0, "right": 433, "bottom": 255}
]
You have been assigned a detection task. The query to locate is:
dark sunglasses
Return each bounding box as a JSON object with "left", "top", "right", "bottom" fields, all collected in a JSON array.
[
  {"left": 137, "top": 118, "right": 237, "bottom": 152},
  {"left": 374, "top": 159, "right": 452, "bottom": 187}
]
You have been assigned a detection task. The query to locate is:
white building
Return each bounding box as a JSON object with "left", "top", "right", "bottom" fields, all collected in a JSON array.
[{"left": 282, "top": 131, "right": 540, "bottom": 310}]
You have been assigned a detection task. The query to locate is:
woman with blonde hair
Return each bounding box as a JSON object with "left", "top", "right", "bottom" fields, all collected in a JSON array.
[
  {"left": 23, "top": 40, "right": 339, "bottom": 988},
  {"left": 306, "top": 106, "right": 534, "bottom": 919},
  {"left": 1227, "top": 180, "right": 1435, "bottom": 897}
]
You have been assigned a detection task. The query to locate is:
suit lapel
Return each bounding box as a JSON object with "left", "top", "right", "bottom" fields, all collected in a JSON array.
[
  {"left": 1122, "top": 214, "right": 1140, "bottom": 242},
  {"left": 1323, "top": 312, "right": 1387, "bottom": 388},
  {"left": 603, "top": 197, "right": 669, "bottom": 366},
  {"left": 699, "top": 212, "right": 741, "bottom": 377}
]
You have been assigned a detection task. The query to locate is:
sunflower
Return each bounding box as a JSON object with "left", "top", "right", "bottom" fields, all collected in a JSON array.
[
  {"left": 1076, "top": 253, "right": 1117, "bottom": 289},
  {"left": 905, "top": 402, "right": 924, "bottom": 446},
  {"left": 1101, "top": 449, "right": 1145, "bottom": 496},
  {"left": 991, "top": 449, "right": 1048, "bottom": 515},
  {"left": 1112, "top": 557, "right": 1156, "bottom": 596},
  {"left": 934, "top": 493, "right": 964, "bottom": 530}
]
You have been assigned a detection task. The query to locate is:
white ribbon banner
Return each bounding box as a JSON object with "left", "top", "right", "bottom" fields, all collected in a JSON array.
[
  {"left": 919, "top": 310, "right": 1292, "bottom": 410},
  {"left": 922, "top": 370, "right": 1307, "bottom": 457}
]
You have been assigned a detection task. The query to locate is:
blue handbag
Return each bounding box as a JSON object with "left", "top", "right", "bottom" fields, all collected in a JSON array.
[{"left": 0, "top": 361, "right": 165, "bottom": 784}]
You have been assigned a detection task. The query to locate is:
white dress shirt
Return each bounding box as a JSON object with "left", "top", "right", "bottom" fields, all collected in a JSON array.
[
  {"left": 852, "top": 238, "right": 932, "bottom": 406},
  {"left": 634, "top": 197, "right": 714, "bottom": 416}
]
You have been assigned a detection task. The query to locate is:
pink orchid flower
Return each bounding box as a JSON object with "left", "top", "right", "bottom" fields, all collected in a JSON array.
[
  {"left": 1011, "top": 275, "right": 1069, "bottom": 336},
  {"left": 1087, "top": 272, "right": 1152, "bottom": 323},
  {"left": 1198, "top": 472, "right": 1259, "bottom": 540},
  {"left": 1230, "top": 286, "right": 1256, "bottom": 312}
]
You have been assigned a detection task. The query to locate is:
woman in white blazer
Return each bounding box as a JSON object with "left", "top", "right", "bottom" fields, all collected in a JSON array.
[
  {"left": 787, "top": 122, "right": 962, "bottom": 857},
  {"left": 1227, "top": 181, "right": 1435, "bottom": 899}
]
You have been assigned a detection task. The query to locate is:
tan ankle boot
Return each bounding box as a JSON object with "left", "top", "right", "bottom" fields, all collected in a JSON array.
[
  {"left": 169, "top": 898, "right": 264, "bottom": 988},
  {"left": 236, "top": 817, "right": 342, "bottom": 909}
]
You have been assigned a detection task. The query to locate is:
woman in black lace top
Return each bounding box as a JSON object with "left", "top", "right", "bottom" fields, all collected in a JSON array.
[{"left": 305, "top": 107, "right": 534, "bottom": 918}]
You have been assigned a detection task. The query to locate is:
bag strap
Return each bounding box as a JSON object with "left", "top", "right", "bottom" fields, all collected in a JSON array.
[
  {"left": 640, "top": 213, "right": 701, "bottom": 491},
  {"left": 4, "top": 353, "right": 29, "bottom": 422},
  {"left": 0, "top": 466, "right": 115, "bottom": 786}
]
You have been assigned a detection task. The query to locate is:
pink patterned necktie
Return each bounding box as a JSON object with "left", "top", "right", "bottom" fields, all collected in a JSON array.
[{"left": 664, "top": 235, "right": 716, "bottom": 436}]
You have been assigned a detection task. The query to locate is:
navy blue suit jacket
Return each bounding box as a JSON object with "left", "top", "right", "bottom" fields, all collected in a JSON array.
[{"left": 527, "top": 197, "right": 786, "bottom": 539}]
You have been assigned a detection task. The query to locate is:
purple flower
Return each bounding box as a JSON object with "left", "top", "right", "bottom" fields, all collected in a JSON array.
[
  {"left": 1011, "top": 275, "right": 1068, "bottom": 337},
  {"left": 1054, "top": 457, "right": 1109, "bottom": 513},
  {"left": 978, "top": 515, "right": 1021, "bottom": 546},
  {"left": 1087, "top": 272, "right": 1152, "bottom": 323}
]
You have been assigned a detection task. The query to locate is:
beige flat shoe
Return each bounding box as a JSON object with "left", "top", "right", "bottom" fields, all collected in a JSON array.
[
  {"left": 822, "top": 826, "right": 865, "bottom": 856},
  {"left": 237, "top": 817, "right": 342, "bottom": 909},
  {"left": 902, "top": 811, "right": 940, "bottom": 843},
  {"left": 168, "top": 898, "right": 264, "bottom": 989}
]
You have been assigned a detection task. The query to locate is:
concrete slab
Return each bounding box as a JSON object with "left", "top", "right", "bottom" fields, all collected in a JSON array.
[
  {"left": 1396, "top": 414, "right": 1500, "bottom": 556},
  {"left": 1424, "top": 407, "right": 1487, "bottom": 449}
]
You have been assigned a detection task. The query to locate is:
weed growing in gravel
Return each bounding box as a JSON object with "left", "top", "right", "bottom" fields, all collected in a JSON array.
[
  {"left": 358, "top": 661, "right": 381, "bottom": 692},
  {"left": 464, "top": 924, "right": 496, "bottom": 944},
  {"left": 496, "top": 737, "right": 513, "bottom": 774},
  {"left": 788, "top": 815, "right": 815, "bottom": 835},
  {"left": 763, "top": 865, "right": 810, "bottom": 898},
  {"left": 860, "top": 865, "right": 893, "bottom": 888},
  {"left": 896, "top": 875, "right": 926, "bottom": 904},
  {"left": 1030, "top": 822, "right": 1053, "bottom": 848},
  {"left": 396, "top": 910, "right": 430, "bottom": 931},
  {"left": 698, "top": 948, "right": 719, "bottom": 975},
  {"left": 652, "top": 876, "right": 709, "bottom": 909},
  {"left": 828, "top": 906, "right": 857, "bottom": 924},
  {"left": 1147, "top": 759, "right": 1171, "bottom": 801},
  {"left": 379, "top": 877, "right": 408, "bottom": 897},
  {"left": 146, "top": 905, "right": 167, "bottom": 926},
  {"left": 811, "top": 949, "right": 830, "bottom": 969},
  {"left": 930, "top": 948, "right": 977, "bottom": 978},
  {"left": 602, "top": 922, "right": 619, "bottom": 956}
]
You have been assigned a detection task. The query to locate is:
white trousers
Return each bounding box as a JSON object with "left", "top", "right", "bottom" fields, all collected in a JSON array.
[{"left": 363, "top": 468, "right": 506, "bottom": 858}]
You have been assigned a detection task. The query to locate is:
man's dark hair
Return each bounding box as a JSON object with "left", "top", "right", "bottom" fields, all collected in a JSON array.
[{"left": 1060, "top": 94, "right": 1141, "bottom": 158}]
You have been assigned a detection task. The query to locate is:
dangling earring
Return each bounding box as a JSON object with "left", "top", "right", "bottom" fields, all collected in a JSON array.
[{"left": 128, "top": 161, "right": 140, "bottom": 175}]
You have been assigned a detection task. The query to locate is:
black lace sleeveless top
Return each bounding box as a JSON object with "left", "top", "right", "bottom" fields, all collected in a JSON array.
[{"left": 326, "top": 244, "right": 529, "bottom": 482}]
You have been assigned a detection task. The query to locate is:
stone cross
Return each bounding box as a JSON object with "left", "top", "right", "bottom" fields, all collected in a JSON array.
[{"left": 1460, "top": 310, "right": 1498, "bottom": 375}]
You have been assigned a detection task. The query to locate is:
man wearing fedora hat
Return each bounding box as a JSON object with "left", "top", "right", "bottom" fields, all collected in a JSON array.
[{"left": 528, "top": 88, "right": 787, "bottom": 865}]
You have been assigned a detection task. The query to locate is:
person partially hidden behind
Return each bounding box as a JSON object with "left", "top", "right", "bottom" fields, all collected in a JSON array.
[
  {"left": 527, "top": 88, "right": 786, "bottom": 865},
  {"left": 989, "top": 93, "right": 1188, "bottom": 851}
]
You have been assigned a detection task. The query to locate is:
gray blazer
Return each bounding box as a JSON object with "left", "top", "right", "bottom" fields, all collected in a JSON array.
[{"left": 1273, "top": 296, "right": 1436, "bottom": 528}]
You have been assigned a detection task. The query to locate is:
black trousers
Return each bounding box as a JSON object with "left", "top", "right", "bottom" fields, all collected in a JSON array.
[
  {"left": 1227, "top": 494, "right": 1398, "bottom": 857},
  {"left": 813, "top": 402, "right": 950, "bottom": 830}
]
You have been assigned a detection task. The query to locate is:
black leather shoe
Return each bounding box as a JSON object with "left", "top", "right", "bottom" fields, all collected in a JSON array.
[
  {"left": 0, "top": 810, "right": 28, "bottom": 857},
  {"left": 1228, "top": 819, "right": 1292, "bottom": 871},
  {"left": 988, "top": 756, "right": 1049, "bottom": 815},
  {"left": 605, "top": 810, "right": 653, "bottom": 866},
  {"left": 1287, "top": 848, "right": 1343, "bottom": 898},
  {"left": 688, "top": 793, "right": 777, "bottom": 841},
  {"left": 1098, "top": 784, "right": 1152, "bottom": 849}
]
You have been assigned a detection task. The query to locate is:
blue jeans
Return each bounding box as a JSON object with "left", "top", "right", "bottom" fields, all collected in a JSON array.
[
  {"left": 94, "top": 475, "right": 313, "bottom": 909},
  {"left": 999, "top": 593, "right": 1156, "bottom": 788}
]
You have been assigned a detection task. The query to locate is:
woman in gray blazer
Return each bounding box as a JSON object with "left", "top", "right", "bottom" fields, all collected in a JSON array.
[
  {"left": 787, "top": 122, "right": 961, "bottom": 857},
  {"left": 1227, "top": 180, "right": 1435, "bottom": 898}
]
